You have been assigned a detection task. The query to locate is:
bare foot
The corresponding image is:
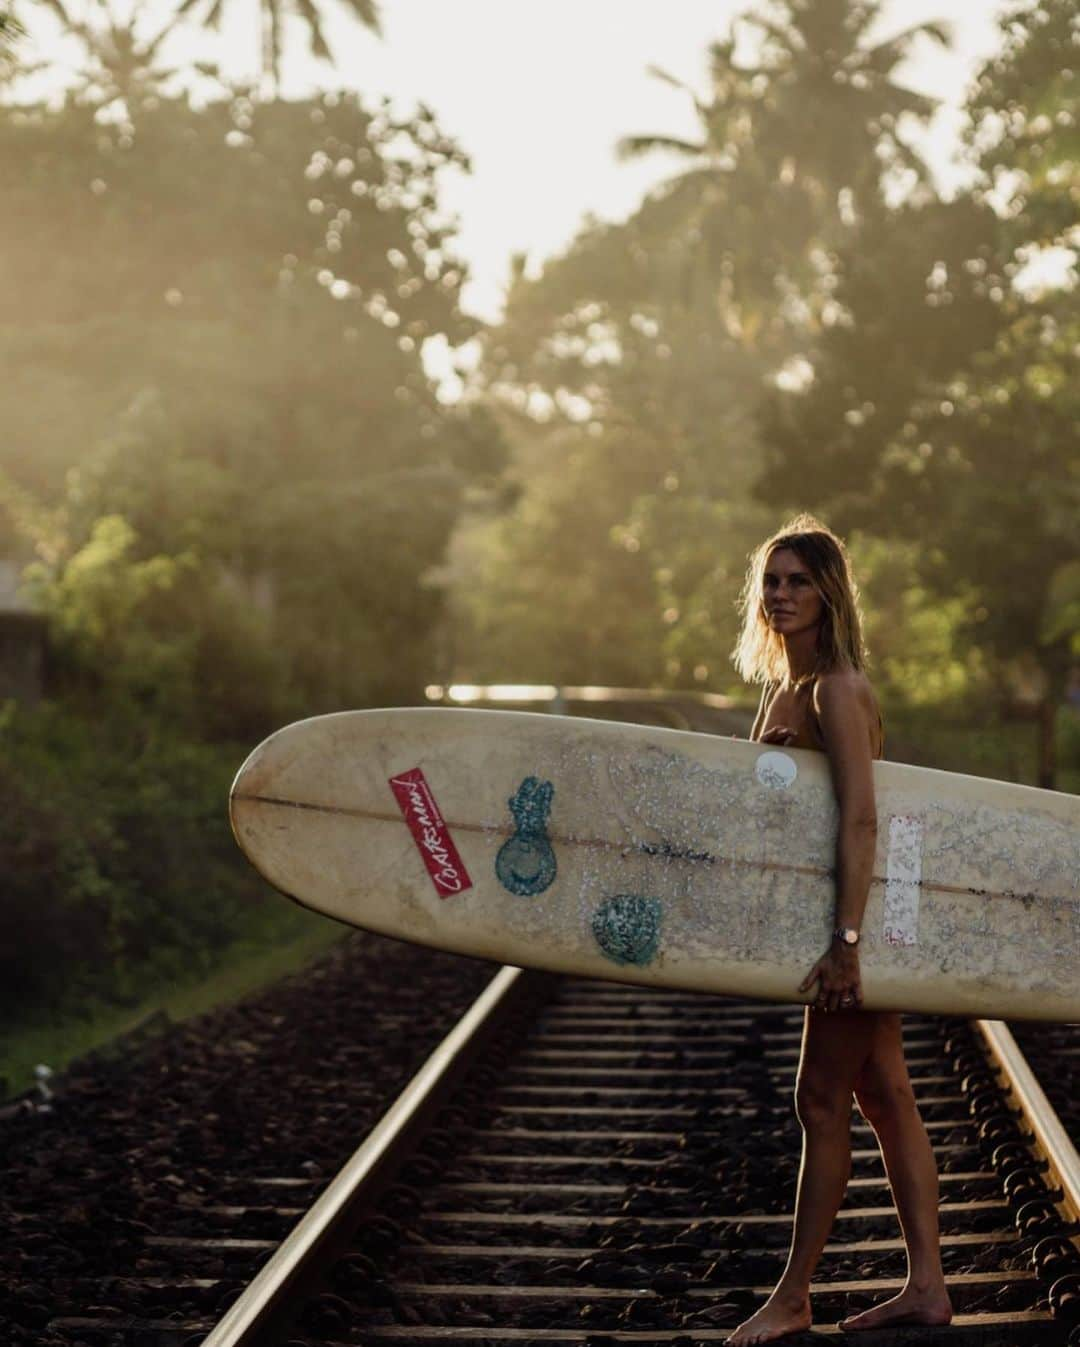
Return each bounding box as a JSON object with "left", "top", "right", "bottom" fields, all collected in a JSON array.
[
  {"left": 726, "top": 1289, "right": 812, "bottom": 1344},
  {"left": 839, "top": 1283, "right": 953, "bottom": 1332}
]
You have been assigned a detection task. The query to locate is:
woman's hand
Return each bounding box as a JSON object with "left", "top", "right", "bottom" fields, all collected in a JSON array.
[
  {"left": 760, "top": 725, "right": 797, "bottom": 746},
  {"left": 800, "top": 943, "right": 862, "bottom": 1013}
]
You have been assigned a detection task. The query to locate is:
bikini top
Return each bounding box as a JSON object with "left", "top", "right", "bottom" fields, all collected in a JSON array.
[{"left": 759, "top": 676, "right": 885, "bottom": 760}]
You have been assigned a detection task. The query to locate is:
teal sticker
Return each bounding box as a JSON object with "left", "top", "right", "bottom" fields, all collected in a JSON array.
[
  {"left": 495, "top": 776, "right": 556, "bottom": 896},
  {"left": 592, "top": 895, "right": 662, "bottom": 967}
]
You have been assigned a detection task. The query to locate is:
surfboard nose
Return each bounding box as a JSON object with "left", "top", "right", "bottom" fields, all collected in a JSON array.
[
  {"left": 229, "top": 720, "right": 304, "bottom": 857},
  {"left": 229, "top": 738, "right": 270, "bottom": 859}
]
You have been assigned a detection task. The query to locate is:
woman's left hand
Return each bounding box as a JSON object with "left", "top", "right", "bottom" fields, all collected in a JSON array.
[{"left": 800, "top": 944, "right": 862, "bottom": 1013}]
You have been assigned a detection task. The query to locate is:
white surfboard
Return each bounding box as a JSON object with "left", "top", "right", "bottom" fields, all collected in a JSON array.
[{"left": 229, "top": 707, "right": 1080, "bottom": 1021}]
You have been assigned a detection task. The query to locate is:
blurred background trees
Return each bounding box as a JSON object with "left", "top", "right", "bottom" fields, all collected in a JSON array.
[
  {"left": 756, "top": 0, "right": 1079, "bottom": 784},
  {"left": 0, "top": 2, "right": 503, "bottom": 1020},
  {"left": 455, "top": 0, "right": 1077, "bottom": 785},
  {"left": 1, "top": 0, "right": 1076, "bottom": 1030},
  {"left": 173, "top": 0, "right": 382, "bottom": 95},
  {"left": 0, "top": 81, "right": 503, "bottom": 724}
]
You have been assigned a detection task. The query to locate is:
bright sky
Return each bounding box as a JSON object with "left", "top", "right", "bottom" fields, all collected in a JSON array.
[{"left": 20, "top": 0, "right": 1011, "bottom": 333}]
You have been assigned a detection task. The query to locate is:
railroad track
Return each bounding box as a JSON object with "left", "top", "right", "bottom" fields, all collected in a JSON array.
[{"left": 44, "top": 969, "right": 1078, "bottom": 1346}]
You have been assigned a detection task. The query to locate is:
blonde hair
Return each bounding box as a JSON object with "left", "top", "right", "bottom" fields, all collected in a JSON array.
[{"left": 732, "top": 514, "right": 868, "bottom": 685}]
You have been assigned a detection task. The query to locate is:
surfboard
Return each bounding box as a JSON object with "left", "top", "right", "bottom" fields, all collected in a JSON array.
[{"left": 229, "top": 707, "right": 1080, "bottom": 1021}]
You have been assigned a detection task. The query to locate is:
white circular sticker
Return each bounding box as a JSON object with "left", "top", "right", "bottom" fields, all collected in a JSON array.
[{"left": 755, "top": 751, "right": 797, "bottom": 790}]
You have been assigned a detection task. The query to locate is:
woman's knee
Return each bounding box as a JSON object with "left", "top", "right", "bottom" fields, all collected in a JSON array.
[
  {"left": 855, "top": 1077, "right": 919, "bottom": 1131},
  {"left": 795, "top": 1073, "right": 853, "bottom": 1131}
]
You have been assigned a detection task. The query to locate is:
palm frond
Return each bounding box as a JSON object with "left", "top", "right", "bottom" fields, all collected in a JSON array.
[
  {"left": 735, "top": 12, "right": 804, "bottom": 58},
  {"left": 193, "top": 0, "right": 228, "bottom": 29},
  {"left": 615, "top": 133, "right": 707, "bottom": 164},
  {"left": 645, "top": 63, "right": 712, "bottom": 123},
  {"left": 295, "top": 0, "right": 333, "bottom": 62},
  {"left": 857, "top": 21, "right": 952, "bottom": 84},
  {"left": 143, "top": 6, "right": 192, "bottom": 59},
  {"left": 335, "top": 0, "right": 382, "bottom": 37},
  {"left": 36, "top": 0, "right": 73, "bottom": 24},
  {"left": 705, "top": 36, "right": 735, "bottom": 67},
  {"left": 866, "top": 19, "right": 952, "bottom": 58},
  {"left": 645, "top": 63, "right": 693, "bottom": 96},
  {"left": 37, "top": 0, "right": 90, "bottom": 38},
  {"left": 0, "top": 12, "right": 25, "bottom": 67},
  {"left": 269, "top": 0, "right": 284, "bottom": 87}
]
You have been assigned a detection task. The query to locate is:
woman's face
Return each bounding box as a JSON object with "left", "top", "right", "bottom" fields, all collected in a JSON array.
[{"left": 762, "top": 547, "right": 824, "bottom": 638}]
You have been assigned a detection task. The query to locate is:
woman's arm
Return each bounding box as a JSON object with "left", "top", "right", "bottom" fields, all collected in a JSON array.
[
  {"left": 816, "top": 674, "right": 879, "bottom": 934},
  {"left": 749, "top": 681, "right": 772, "bottom": 742},
  {"left": 798, "top": 673, "right": 878, "bottom": 1011}
]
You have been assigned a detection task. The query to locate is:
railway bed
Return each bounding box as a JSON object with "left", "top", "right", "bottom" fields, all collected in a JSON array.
[
  {"left": 33, "top": 967, "right": 1077, "bottom": 1347},
  {"left": 0, "top": 934, "right": 497, "bottom": 1347},
  {"left": 1009, "top": 1020, "right": 1080, "bottom": 1154}
]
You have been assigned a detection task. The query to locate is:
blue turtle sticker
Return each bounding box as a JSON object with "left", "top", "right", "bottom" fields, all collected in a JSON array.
[
  {"left": 592, "top": 895, "right": 662, "bottom": 967},
  {"left": 495, "top": 776, "right": 557, "bottom": 896}
]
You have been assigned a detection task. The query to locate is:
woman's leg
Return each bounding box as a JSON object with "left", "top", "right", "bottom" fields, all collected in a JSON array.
[
  {"left": 840, "top": 1012, "right": 952, "bottom": 1331},
  {"left": 727, "top": 1007, "right": 878, "bottom": 1345}
]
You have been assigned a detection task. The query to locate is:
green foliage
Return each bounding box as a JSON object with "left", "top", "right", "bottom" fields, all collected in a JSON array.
[
  {"left": 456, "top": 427, "right": 664, "bottom": 687},
  {"left": 0, "top": 83, "right": 502, "bottom": 1021},
  {"left": 0, "top": 903, "right": 343, "bottom": 1097},
  {"left": 463, "top": 0, "right": 1077, "bottom": 798},
  {"left": 459, "top": 288, "right": 782, "bottom": 689},
  {"left": 758, "top": 201, "right": 1077, "bottom": 695},
  {"left": 751, "top": 5, "right": 1078, "bottom": 781},
  {"left": 0, "top": 89, "right": 470, "bottom": 331},
  {"left": 1059, "top": 707, "right": 1080, "bottom": 793},
  {"left": 27, "top": 514, "right": 197, "bottom": 692},
  {"left": 463, "top": 0, "right": 982, "bottom": 701},
  {"left": 0, "top": 90, "right": 505, "bottom": 723},
  {"left": 0, "top": 700, "right": 263, "bottom": 1017},
  {"left": 0, "top": 10, "right": 25, "bottom": 70},
  {"left": 1043, "top": 562, "right": 1080, "bottom": 652},
  {"left": 0, "top": 91, "right": 480, "bottom": 504},
  {"left": 969, "top": 0, "right": 1080, "bottom": 252},
  {"left": 24, "top": 509, "right": 293, "bottom": 737},
  {"left": 846, "top": 534, "right": 993, "bottom": 709},
  {"left": 616, "top": 0, "right": 948, "bottom": 325},
  {"left": 631, "top": 491, "right": 777, "bottom": 693},
  {"left": 174, "top": 0, "right": 382, "bottom": 96}
]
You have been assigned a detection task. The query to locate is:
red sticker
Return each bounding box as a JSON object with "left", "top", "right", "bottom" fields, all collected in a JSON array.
[{"left": 388, "top": 768, "right": 473, "bottom": 898}]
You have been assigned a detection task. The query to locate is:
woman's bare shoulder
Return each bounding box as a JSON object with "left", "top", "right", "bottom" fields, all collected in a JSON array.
[{"left": 812, "top": 667, "right": 879, "bottom": 718}]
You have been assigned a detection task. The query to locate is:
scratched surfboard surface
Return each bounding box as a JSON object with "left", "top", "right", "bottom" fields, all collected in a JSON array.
[{"left": 229, "top": 707, "right": 1080, "bottom": 1021}]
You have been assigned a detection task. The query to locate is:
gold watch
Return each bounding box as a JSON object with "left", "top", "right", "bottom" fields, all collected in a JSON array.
[{"left": 833, "top": 926, "right": 860, "bottom": 946}]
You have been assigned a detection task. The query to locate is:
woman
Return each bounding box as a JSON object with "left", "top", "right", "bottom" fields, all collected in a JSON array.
[{"left": 726, "top": 517, "right": 953, "bottom": 1344}]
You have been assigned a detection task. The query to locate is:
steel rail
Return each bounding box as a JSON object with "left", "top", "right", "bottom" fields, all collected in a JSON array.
[
  {"left": 975, "top": 1017, "right": 1080, "bottom": 1246},
  {"left": 202, "top": 963, "right": 545, "bottom": 1347}
]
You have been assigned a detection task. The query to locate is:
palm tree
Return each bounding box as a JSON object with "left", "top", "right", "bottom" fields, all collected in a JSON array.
[
  {"left": 0, "top": 9, "right": 27, "bottom": 73},
  {"left": 175, "top": 0, "right": 382, "bottom": 96},
  {"left": 617, "top": 0, "right": 950, "bottom": 318},
  {"left": 30, "top": 0, "right": 200, "bottom": 104},
  {"left": 24, "top": 0, "right": 380, "bottom": 103}
]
